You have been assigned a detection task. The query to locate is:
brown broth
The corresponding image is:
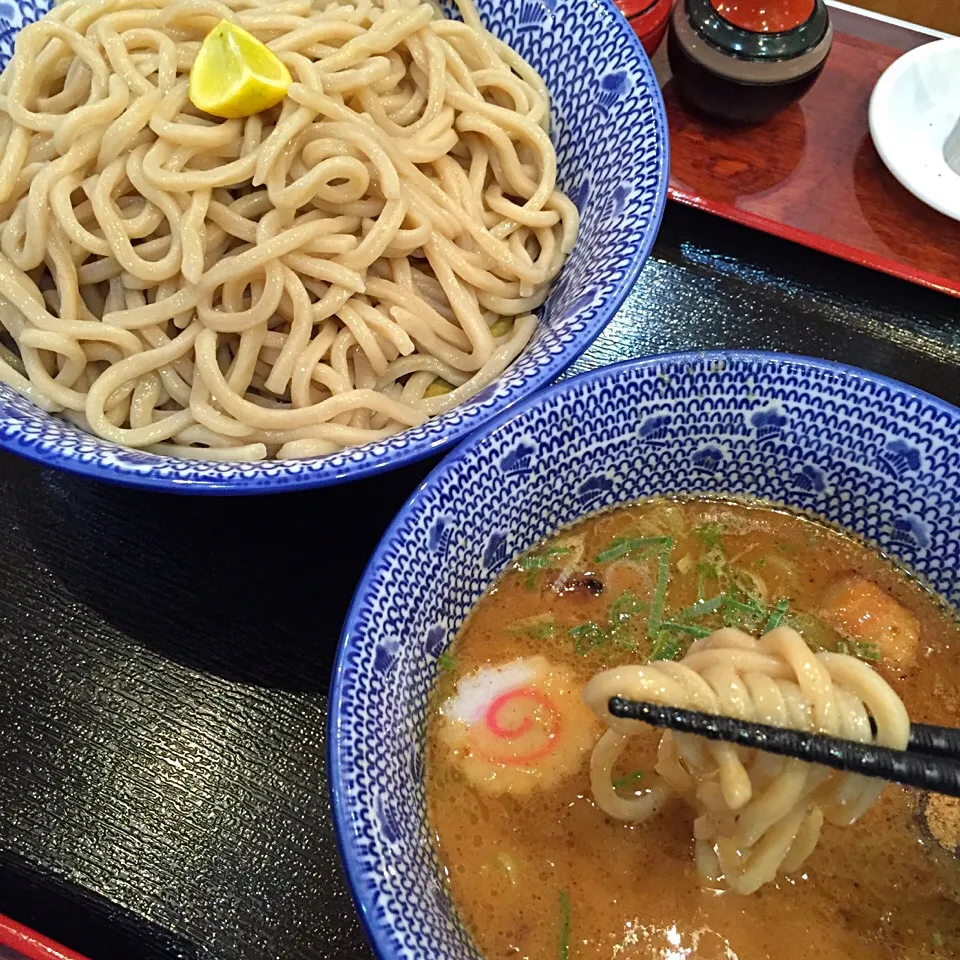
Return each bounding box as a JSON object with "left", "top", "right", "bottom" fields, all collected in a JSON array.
[{"left": 426, "top": 497, "right": 960, "bottom": 960}]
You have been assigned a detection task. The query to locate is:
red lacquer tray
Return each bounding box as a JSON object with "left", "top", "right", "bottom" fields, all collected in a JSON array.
[
  {"left": 0, "top": 914, "right": 90, "bottom": 960},
  {"left": 651, "top": 2, "right": 960, "bottom": 297}
]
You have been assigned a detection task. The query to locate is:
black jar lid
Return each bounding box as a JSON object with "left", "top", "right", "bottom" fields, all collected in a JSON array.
[{"left": 685, "top": 0, "right": 829, "bottom": 60}]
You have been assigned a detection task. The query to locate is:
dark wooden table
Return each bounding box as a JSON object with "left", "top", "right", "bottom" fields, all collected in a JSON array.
[{"left": 0, "top": 203, "right": 957, "bottom": 960}]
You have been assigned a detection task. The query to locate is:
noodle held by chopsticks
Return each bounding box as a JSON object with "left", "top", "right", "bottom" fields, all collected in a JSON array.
[
  {"left": 585, "top": 626, "right": 911, "bottom": 894},
  {"left": 0, "top": 0, "right": 578, "bottom": 460}
]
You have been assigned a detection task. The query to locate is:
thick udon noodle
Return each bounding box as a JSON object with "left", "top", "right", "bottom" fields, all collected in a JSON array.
[
  {"left": 584, "top": 626, "right": 911, "bottom": 895},
  {"left": 0, "top": 0, "right": 577, "bottom": 460}
]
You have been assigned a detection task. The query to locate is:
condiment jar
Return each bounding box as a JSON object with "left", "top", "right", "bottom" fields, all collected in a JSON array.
[
  {"left": 620, "top": 0, "right": 673, "bottom": 56},
  {"left": 668, "top": 0, "right": 833, "bottom": 124}
]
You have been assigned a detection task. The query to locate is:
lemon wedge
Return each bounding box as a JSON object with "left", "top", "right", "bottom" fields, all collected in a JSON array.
[
  {"left": 189, "top": 20, "right": 292, "bottom": 119},
  {"left": 424, "top": 378, "right": 454, "bottom": 398}
]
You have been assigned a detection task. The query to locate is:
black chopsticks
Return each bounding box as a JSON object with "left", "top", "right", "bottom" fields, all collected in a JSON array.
[{"left": 608, "top": 697, "right": 960, "bottom": 799}]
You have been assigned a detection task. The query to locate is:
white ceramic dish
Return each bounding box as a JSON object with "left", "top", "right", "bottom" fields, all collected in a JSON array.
[{"left": 869, "top": 37, "right": 960, "bottom": 222}]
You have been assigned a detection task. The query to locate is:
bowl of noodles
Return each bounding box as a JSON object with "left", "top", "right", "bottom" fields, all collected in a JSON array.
[
  {"left": 0, "top": 0, "right": 667, "bottom": 492},
  {"left": 331, "top": 350, "right": 960, "bottom": 960}
]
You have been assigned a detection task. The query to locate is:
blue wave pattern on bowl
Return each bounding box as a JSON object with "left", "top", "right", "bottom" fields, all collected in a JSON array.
[
  {"left": 0, "top": 0, "right": 667, "bottom": 492},
  {"left": 331, "top": 351, "right": 960, "bottom": 960}
]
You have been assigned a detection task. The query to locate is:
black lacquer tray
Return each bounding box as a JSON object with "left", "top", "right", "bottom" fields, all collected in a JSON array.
[{"left": 1, "top": 203, "right": 959, "bottom": 960}]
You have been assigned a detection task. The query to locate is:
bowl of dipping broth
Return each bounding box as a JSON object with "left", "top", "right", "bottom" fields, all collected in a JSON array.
[{"left": 331, "top": 350, "right": 960, "bottom": 960}]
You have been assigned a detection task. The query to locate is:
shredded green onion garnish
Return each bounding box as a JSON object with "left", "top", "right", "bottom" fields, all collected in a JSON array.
[
  {"left": 722, "top": 593, "right": 766, "bottom": 632},
  {"left": 609, "top": 588, "right": 647, "bottom": 622},
  {"left": 692, "top": 521, "right": 726, "bottom": 550},
  {"left": 594, "top": 537, "right": 637, "bottom": 564},
  {"left": 508, "top": 614, "right": 558, "bottom": 640},
  {"left": 567, "top": 589, "right": 647, "bottom": 655},
  {"left": 569, "top": 621, "right": 607, "bottom": 655},
  {"left": 646, "top": 538, "right": 673, "bottom": 638},
  {"left": 558, "top": 888, "right": 571, "bottom": 960},
  {"left": 660, "top": 621, "right": 711, "bottom": 639},
  {"left": 648, "top": 632, "right": 682, "bottom": 662},
  {"left": 569, "top": 620, "right": 639, "bottom": 654},
  {"left": 611, "top": 626, "right": 639, "bottom": 651},
  {"left": 519, "top": 546, "right": 572, "bottom": 570},
  {"left": 594, "top": 534, "right": 671, "bottom": 564},
  {"left": 837, "top": 639, "right": 882, "bottom": 662},
  {"left": 571, "top": 532, "right": 814, "bottom": 663},
  {"left": 612, "top": 769, "right": 645, "bottom": 789},
  {"left": 763, "top": 598, "right": 790, "bottom": 633},
  {"left": 696, "top": 558, "right": 725, "bottom": 599},
  {"left": 724, "top": 598, "right": 759, "bottom": 616},
  {"left": 677, "top": 595, "right": 725, "bottom": 620},
  {"left": 519, "top": 546, "right": 572, "bottom": 588},
  {"left": 437, "top": 651, "right": 456, "bottom": 672}
]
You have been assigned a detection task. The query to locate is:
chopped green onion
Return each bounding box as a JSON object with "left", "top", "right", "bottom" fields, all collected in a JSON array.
[
  {"left": 518, "top": 546, "right": 573, "bottom": 571},
  {"left": 692, "top": 521, "right": 726, "bottom": 550},
  {"left": 726, "top": 579, "right": 765, "bottom": 609},
  {"left": 519, "top": 546, "right": 573, "bottom": 588},
  {"left": 567, "top": 591, "right": 647, "bottom": 656},
  {"left": 594, "top": 535, "right": 671, "bottom": 564},
  {"left": 837, "top": 639, "right": 882, "bottom": 662},
  {"left": 508, "top": 614, "right": 558, "bottom": 640},
  {"left": 612, "top": 769, "right": 645, "bottom": 789},
  {"left": 932, "top": 932, "right": 944, "bottom": 948},
  {"left": 438, "top": 651, "right": 456, "bottom": 672},
  {"left": 677, "top": 595, "right": 725, "bottom": 620},
  {"left": 608, "top": 622, "right": 639, "bottom": 651},
  {"left": 647, "top": 539, "right": 673, "bottom": 636},
  {"left": 609, "top": 588, "right": 647, "bottom": 622},
  {"left": 558, "top": 888, "right": 571, "bottom": 960},
  {"left": 594, "top": 536, "right": 641, "bottom": 564},
  {"left": 753, "top": 556, "right": 768, "bottom": 570},
  {"left": 722, "top": 593, "right": 766, "bottom": 631},
  {"left": 696, "top": 559, "right": 725, "bottom": 599},
  {"left": 723, "top": 596, "right": 760, "bottom": 615},
  {"left": 648, "top": 631, "right": 682, "bottom": 662},
  {"left": 731, "top": 572, "right": 767, "bottom": 604},
  {"left": 569, "top": 621, "right": 608, "bottom": 655},
  {"left": 660, "top": 620, "right": 711, "bottom": 639},
  {"left": 763, "top": 598, "right": 790, "bottom": 633}
]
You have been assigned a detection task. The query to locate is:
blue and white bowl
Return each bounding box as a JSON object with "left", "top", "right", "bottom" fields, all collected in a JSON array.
[
  {"left": 330, "top": 350, "right": 960, "bottom": 960},
  {"left": 0, "top": 0, "right": 667, "bottom": 493}
]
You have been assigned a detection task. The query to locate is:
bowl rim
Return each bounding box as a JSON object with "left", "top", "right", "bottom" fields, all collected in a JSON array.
[
  {"left": 328, "top": 346, "right": 960, "bottom": 960},
  {"left": 0, "top": 0, "right": 669, "bottom": 495}
]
